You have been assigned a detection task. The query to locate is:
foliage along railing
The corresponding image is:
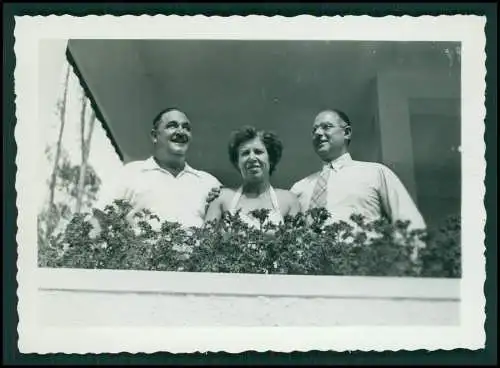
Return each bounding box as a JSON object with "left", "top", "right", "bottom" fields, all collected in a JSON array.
[{"left": 39, "top": 200, "right": 461, "bottom": 278}]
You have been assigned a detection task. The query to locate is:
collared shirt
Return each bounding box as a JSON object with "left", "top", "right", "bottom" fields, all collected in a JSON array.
[
  {"left": 95, "top": 157, "right": 221, "bottom": 228},
  {"left": 290, "top": 153, "right": 426, "bottom": 230}
]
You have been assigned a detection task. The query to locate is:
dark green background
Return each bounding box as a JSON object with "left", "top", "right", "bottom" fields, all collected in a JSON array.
[{"left": 3, "top": 2, "right": 497, "bottom": 365}]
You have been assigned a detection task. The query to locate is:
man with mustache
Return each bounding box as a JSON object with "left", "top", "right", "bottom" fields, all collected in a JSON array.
[
  {"left": 90, "top": 107, "right": 221, "bottom": 234},
  {"left": 290, "top": 109, "right": 426, "bottom": 232}
]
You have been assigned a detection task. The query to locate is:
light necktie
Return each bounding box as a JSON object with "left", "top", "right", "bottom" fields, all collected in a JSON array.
[{"left": 309, "top": 163, "right": 332, "bottom": 210}]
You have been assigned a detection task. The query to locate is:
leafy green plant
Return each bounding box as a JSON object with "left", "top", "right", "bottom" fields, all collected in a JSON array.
[
  {"left": 39, "top": 200, "right": 461, "bottom": 278},
  {"left": 419, "top": 214, "right": 461, "bottom": 277}
]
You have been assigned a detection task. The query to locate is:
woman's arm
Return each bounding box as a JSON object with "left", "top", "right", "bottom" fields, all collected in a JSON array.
[{"left": 276, "top": 189, "right": 301, "bottom": 217}]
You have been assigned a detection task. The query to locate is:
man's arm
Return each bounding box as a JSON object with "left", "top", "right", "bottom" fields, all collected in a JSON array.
[
  {"left": 288, "top": 192, "right": 302, "bottom": 216},
  {"left": 289, "top": 180, "right": 300, "bottom": 195},
  {"left": 290, "top": 179, "right": 308, "bottom": 214},
  {"left": 202, "top": 175, "right": 223, "bottom": 217},
  {"left": 88, "top": 164, "right": 136, "bottom": 238},
  {"left": 378, "top": 166, "right": 426, "bottom": 231},
  {"left": 93, "top": 164, "right": 134, "bottom": 211},
  {"left": 204, "top": 191, "right": 225, "bottom": 224},
  {"left": 378, "top": 166, "right": 427, "bottom": 262}
]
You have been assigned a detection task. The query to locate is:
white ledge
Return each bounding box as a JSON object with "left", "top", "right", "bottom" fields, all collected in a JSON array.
[{"left": 37, "top": 267, "right": 460, "bottom": 301}]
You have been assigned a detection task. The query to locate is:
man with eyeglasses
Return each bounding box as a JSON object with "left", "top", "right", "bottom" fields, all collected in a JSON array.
[{"left": 290, "top": 109, "right": 426, "bottom": 232}]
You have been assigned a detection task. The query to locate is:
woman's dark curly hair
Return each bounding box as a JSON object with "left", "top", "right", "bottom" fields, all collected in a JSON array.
[{"left": 228, "top": 126, "right": 283, "bottom": 176}]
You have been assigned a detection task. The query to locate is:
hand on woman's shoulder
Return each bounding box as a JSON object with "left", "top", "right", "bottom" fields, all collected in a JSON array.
[
  {"left": 215, "top": 187, "right": 237, "bottom": 208},
  {"left": 205, "top": 187, "right": 238, "bottom": 222}
]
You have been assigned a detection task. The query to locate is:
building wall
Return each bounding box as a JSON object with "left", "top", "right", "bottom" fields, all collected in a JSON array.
[{"left": 373, "top": 69, "right": 461, "bottom": 226}]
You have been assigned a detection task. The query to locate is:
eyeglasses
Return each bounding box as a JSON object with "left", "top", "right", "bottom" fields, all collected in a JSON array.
[{"left": 312, "top": 123, "right": 350, "bottom": 134}]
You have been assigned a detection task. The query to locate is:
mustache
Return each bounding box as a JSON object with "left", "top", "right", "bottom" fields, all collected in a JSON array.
[
  {"left": 313, "top": 137, "right": 328, "bottom": 146},
  {"left": 170, "top": 133, "right": 189, "bottom": 143}
]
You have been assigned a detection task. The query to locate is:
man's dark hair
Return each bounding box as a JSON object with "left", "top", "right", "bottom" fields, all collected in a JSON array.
[
  {"left": 152, "top": 107, "right": 185, "bottom": 130},
  {"left": 329, "top": 108, "right": 352, "bottom": 146},
  {"left": 228, "top": 126, "right": 283, "bottom": 176},
  {"left": 331, "top": 109, "right": 352, "bottom": 126}
]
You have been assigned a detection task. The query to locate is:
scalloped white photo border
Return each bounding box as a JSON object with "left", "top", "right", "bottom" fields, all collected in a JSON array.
[{"left": 14, "top": 15, "right": 487, "bottom": 353}]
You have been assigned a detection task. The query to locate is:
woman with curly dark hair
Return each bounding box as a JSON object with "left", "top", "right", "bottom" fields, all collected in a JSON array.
[{"left": 205, "top": 126, "right": 300, "bottom": 228}]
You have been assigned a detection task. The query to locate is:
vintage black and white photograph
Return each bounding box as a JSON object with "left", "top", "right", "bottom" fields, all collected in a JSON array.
[{"left": 15, "top": 15, "right": 486, "bottom": 353}]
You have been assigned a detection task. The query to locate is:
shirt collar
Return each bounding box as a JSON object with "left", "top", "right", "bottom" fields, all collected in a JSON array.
[
  {"left": 327, "top": 153, "right": 353, "bottom": 172},
  {"left": 142, "top": 156, "right": 201, "bottom": 177}
]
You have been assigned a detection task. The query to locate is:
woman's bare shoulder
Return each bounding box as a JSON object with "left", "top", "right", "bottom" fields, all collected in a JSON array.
[
  {"left": 274, "top": 188, "right": 299, "bottom": 201},
  {"left": 216, "top": 188, "right": 237, "bottom": 204},
  {"left": 275, "top": 188, "right": 301, "bottom": 215},
  {"left": 274, "top": 188, "right": 300, "bottom": 211},
  {"left": 220, "top": 187, "right": 237, "bottom": 196},
  {"left": 205, "top": 188, "right": 237, "bottom": 220}
]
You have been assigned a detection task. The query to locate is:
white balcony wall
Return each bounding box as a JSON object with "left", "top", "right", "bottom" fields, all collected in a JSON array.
[{"left": 36, "top": 268, "right": 460, "bottom": 327}]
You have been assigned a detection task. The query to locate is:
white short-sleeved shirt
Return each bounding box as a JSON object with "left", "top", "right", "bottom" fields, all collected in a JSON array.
[
  {"left": 95, "top": 157, "right": 221, "bottom": 228},
  {"left": 290, "top": 153, "right": 426, "bottom": 230}
]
